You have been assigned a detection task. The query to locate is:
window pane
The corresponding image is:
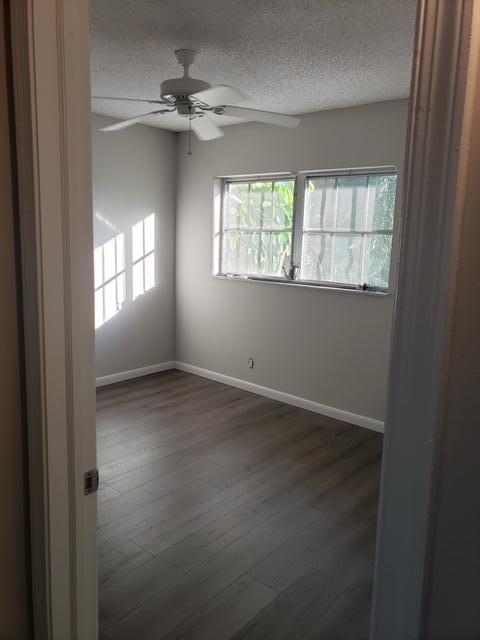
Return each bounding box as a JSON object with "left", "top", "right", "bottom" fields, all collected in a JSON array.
[
  {"left": 364, "top": 234, "right": 392, "bottom": 287},
  {"left": 103, "top": 237, "right": 116, "bottom": 281},
  {"left": 223, "top": 230, "right": 257, "bottom": 275},
  {"left": 116, "top": 233, "right": 125, "bottom": 272},
  {"left": 144, "top": 214, "right": 155, "bottom": 255},
  {"left": 222, "top": 229, "right": 291, "bottom": 277},
  {"left": 248, "top": 181, "right": 272, "bottom": 227},
  {"left": 226, "top": 182, "right": 249, "bottom": 228},
  {"left": 365, "top": 175, "right": 396, "bottom": 230},
  {"left": 331, "top": 234, "right": 363, "bottom": 285},
  {"left": 104, "top": 279, "right": 117, "bottom": 322},
  {"left": 272, "top": 180, "right": 294, "bottom": 229},
  {"left": 301, "top": 173, "right": 396, "bottom": 287},
  {"left": 335, "top": 176, "right": 368, "bottom": 230},
  {"left": 132, "top": 220, "right": 144, "bottom": 263},
  {"left": 144, "top": 253, "right": 155, "bottom": 291},
  {"left": 300, "top": 233, "right": 333, "bottom": 282},
  {"left": 260, "top": 231, "right": 291, "bottom": 277},
  {"left": 132, "top": 259, "right": 144, "bottom": 300},
  {"left": 94, "top": 246, "right": 103, "bottom": 288},
  {"left": 221, "top": 179, "right": 294, "bottom": 278},
  {"left": 222, "top": 231, "right": 237, "bottom": 273},
  {"left": 94, "top": 289, "right": 104, "bottom": 329},
  {"left": 304, "top": 178, "right": 336, "bottom": 229}
]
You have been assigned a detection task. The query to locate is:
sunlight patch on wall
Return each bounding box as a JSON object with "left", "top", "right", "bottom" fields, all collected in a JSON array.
[
  {"left": 94, "top": 233, "right": 126, "bottom": 329},
  {"left": 132, "top": 213, "right": 155, "bottom": 300},
  {"left": 94, "top": 213, "right": 156, "bottom": 330}
]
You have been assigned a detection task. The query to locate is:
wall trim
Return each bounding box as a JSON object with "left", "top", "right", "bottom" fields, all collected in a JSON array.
[
  {"left": 95, "top": 361, "right": 175, "bottom": 387},
  {"left": 175, "top": 361, "right": 384, "bottom": 433},
  {"left": 95, "top": 360, "right": 384, "bottom": 431}
]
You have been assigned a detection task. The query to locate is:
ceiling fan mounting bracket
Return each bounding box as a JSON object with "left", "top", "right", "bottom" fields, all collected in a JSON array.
[{"left": 174, "top": 48, "right": 197, "bottom": 68}]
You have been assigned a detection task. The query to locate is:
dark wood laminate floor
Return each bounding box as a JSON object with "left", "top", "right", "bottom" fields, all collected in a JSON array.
[{"left": 97, "top": 370, "right": 382, "bottom": 640}]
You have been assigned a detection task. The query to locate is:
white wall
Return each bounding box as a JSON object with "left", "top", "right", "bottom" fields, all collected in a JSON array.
[
  {"left": 175, "top": 100, "right": 408, "bottom": 422},
  {"left": 92, "top": 114, "right": 176, "bottom": 377}
]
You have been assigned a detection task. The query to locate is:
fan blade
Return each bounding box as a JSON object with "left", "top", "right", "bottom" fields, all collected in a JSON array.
[
  {"left": 191, "top": 85, "right": 247, "bottom": 107},
  {"left": 99, "top": 109, "right": 173, "bottom": 132},
  {"left": 222, "top": 106, "right": 300, "bottom": 128},
  {"left": 191, "top": 115, "right": 224, "bottom": 141},
  {"left": 92, "top": 95, "right": 165, "bottom": 105}
]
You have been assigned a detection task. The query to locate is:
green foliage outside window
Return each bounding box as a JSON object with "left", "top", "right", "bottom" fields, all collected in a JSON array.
[
  {"left": 224, "top": 179, "right": 294, "bottom": 277},
  {"left": 220, "top": 172, "right": 396, "bottom": 289}
]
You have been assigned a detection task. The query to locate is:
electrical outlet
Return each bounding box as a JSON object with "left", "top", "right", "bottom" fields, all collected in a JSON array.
[{"left": 248, "top": 357, "right": 254, "bottom": 369}]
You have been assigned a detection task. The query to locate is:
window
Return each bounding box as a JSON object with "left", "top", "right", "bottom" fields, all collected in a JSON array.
[
  {"left": 132, "top": 213, "right": 155, "bottom": 300},
  {"left": 94, "top": 233, "right": 126, "bottom": 329},
  {"left": 215, "top": 169, "right": 397, "bottom": 292}
]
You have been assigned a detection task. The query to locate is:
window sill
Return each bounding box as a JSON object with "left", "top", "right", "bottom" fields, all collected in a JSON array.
[{"left": 213, "top": 274, "right": 391, "bottom": 296}]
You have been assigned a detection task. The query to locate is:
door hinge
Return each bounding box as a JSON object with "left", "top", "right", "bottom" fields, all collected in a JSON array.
[{"left": 84, "top": 468, "right": 99, "bottom": 496}]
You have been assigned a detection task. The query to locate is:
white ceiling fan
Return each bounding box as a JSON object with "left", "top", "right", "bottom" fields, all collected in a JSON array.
[{"left": 92, "top": 49, "right": 301, "bottom": 142}]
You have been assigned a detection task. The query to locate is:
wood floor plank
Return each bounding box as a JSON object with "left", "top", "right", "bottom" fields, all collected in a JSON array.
[
  {"left": 164, "top": 575, "right": 276, "bottom": 640},
  {"left": 129, "top": 425, "right": 376, "bottom": 560},
  {"left": 247, "top": 497, "right": 376, "bottom": 594},
  {"left": 98, "top": 480, "right": 219, "bottom": 555},
  {"left": 231, "top": 568, "right": 347, "bottom": 640},
  {"left": 129, "top": 456, "right": 306, "bottom": 556},
  {"left": 105, "top": 501, "right": 323, "bottom": 639},
  {"left": 302, "top": 577, "right": 372, "bottom": 640},
  {"left": 97, "top": 371, "right": 382, "bottom": 640},
  {"left": 99, "top": 401, "right": 286, "bottom": 485},
  {"left": 99, "top": 463, "right": 226, "bottom": 528},
  {"left": 314, "top": 522, "right": 376, "bottom": 587},
  {"left": 98, "top": 482, "right": 122, "bottom": 505},
  {"left": 99, "top": 507, "right": 265, "bottom": 630},
  {"left": 99, "top": 540, "right": 153, "bottom": 585}
]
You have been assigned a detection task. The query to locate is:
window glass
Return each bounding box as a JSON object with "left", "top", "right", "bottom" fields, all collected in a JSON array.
[
  {"left": 300, "top": 173, "right": 396, "bottom": 288},
  {"left": 304, "top": 178, "right": 336, "bottom": 229},
  {"left": 221, "top": 179, "right": 294, "bottom": 278},
  {"left": 217, "top": 171, "right": 396, "bottom": 291}
]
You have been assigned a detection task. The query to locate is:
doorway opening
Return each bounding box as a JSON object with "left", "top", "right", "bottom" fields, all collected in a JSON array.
[{"left": 91, "top": 2, "right": 416, "bottom": 638}]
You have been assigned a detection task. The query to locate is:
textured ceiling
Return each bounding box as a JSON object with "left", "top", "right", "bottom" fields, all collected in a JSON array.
[{"left": 90, "top": 0, "right": 417, "bottom": 132}]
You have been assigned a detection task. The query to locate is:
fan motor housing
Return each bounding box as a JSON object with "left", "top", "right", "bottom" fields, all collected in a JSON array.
[{"left": 160, "top": 77, "right": 211, "bottom": 102}]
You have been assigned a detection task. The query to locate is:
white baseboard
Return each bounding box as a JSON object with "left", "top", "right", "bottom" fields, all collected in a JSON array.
[
  {"left": 96, "top": 359, "right": 384, "bottom": 433},
  {"left": 174, "top": 361, "right": 384, "bottom": 433},
  {"left": 95, "top": 361, "right": 175, "bottom": 388}
]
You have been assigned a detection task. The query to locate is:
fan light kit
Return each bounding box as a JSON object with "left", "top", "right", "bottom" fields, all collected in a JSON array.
[{"left": 92, "top": 49, "right": 300, "bottom": 154}]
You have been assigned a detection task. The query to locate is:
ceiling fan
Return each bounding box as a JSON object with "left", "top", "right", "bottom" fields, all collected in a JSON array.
[{"left": 92, "top": 49, "right": 300, "bottom": 144}]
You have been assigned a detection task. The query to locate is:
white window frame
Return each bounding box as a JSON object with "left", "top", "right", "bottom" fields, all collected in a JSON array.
[
  {"left": 214, "top": 166, "right": 398, "bottom": 294},
  {"left": 215, "top": 173, "right": 296, "bottom": 284}
]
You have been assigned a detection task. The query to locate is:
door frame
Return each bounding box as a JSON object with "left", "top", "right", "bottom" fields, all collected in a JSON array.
[
  {"left": 6, "top": 0, "right": 480, "bottom": 638},
  {"left": 7, "top": 0, "right": 97, "bottom": 638},
  {"left": 372, "top": 1, "right": 480, "bottom": 637}
]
